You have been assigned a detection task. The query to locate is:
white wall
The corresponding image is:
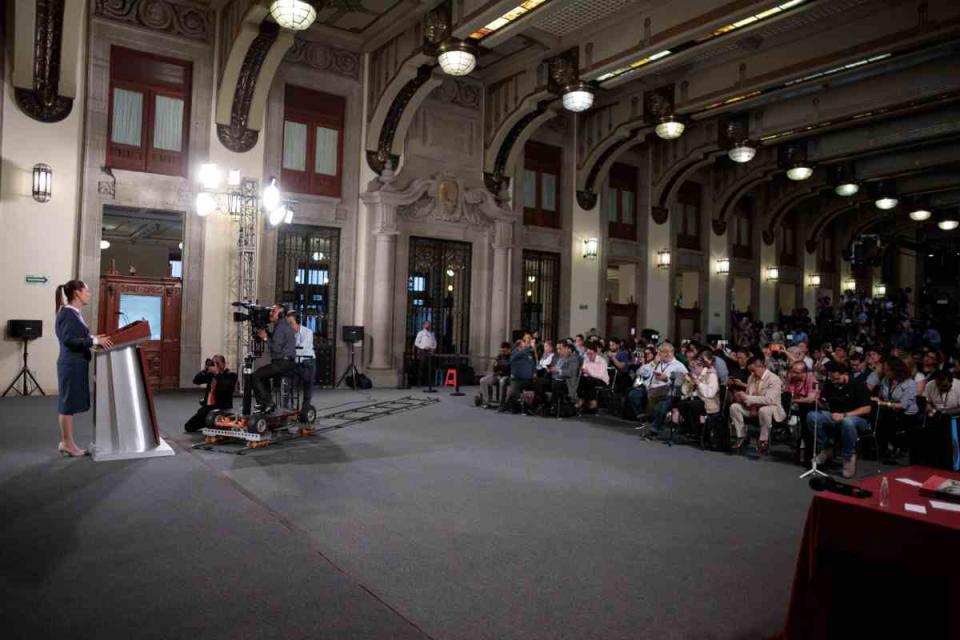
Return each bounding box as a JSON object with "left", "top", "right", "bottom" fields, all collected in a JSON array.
[{"left": 0, "top": 7, "right": 87, "bottom": 392}]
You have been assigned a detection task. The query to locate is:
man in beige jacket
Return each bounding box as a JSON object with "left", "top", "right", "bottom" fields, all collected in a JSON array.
[{"left": 729, "top": 356, "right": 786, "bottom": 453}]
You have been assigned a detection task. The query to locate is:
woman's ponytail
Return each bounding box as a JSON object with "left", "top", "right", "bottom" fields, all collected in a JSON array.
[
  {"left": 56, "top": 280, "right": 85, "bottom": 313},
  {"left": 55, "top": 285, "right": 67, "bottom": 313}
]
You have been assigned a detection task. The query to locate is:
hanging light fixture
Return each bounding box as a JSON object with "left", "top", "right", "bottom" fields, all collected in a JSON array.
[
  {"left": 873, "top": 180, "right": 898, "bottom": 210},
  {"left": 875, "top": 196, "right": 898, "bottom": 210},
  {"left": 765, "top": 266, "right": 780, "bottom": 281},
  {"left": 195, "top": 192, "right": 217, "bottom": 217},
  {"left": 807, "top": 273, "right": 821, "bottom": 288},
  {"left": 269, "top": 0, "right": 317, "bottom": 31},
  {"left": 728, "top": 142, "right": 757, "bottom": 163},
  {"left": 655, "top": 115, "right": 685, "bottom": 140},
  {"left": 937, "top": 210, "right": 959, "bottom": 231},
  {"left": 786, "top": 164, "right": 814, "bottom": 181},
  {"left": 908, "top": 208, "right": 931, "bottom": 222},
  {"left": 656, "top": 249, "right": 671, "bottom": 269},
  {"left": 100, "top": 239, "right": 111, "bottom": 250},
  {"left": 583, "top": 238, "right": 599, "bottom": 259},
  {"left": 716, "top": 258, "right": 730, "bottom": 275},
  {"left": 834, "top": 182, "right": 859, "bottom": 197},
  {"left": 32, "top": 163, "right": 52, "bottom": 202},
  {"left": 262, "top": 177, "right": 281, "bottom": 212},
  {"left": 437, "top": 39, "right": 478, "bottom": 76},
  {"left": 562, "top": 82, "right": 595, "bottom": 112},
  {"left": 829, "top": 162, "right": 859, "bottom": 197}
]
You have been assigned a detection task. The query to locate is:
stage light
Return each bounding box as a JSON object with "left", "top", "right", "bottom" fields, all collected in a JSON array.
[
  {"left": 655, "top": 116, "right": 685, "bottom": 140},
  {"left": 32, "top": 163, "right": 52, "bottom": 202},
  {"left": 562, "top": 82, "right": 595, "bottom": 112},
  {"left": 268, "top": 204, "right": 287, "bottom": 227},
  {"left": 195, "top": 192, "right": 216, "bottom": 217},
  {"left": 262, "top": 177, "right": 281, "bottom": 212},
  {"left": 728, "top": 142, "right": 757, "bottom": 163},
  {"left": 834, "top": 182, "right": 859, "bottom": 197},
  {"left": 437, "top": 39, "right": 478, "bottom": 76},
  {"left": 269, "top": 0, "right": 317, "bottom": 31}
]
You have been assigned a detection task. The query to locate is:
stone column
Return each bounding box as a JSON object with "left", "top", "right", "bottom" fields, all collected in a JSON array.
[
  {"left": 489, "top": 220, "right": 513, "bottom": 355},
  {"left": 369, "top": 229, "right": 398, "bottom": 369}
]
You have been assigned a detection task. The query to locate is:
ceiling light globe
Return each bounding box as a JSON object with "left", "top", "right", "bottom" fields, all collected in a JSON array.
[
  {"left": 728, "top": 143, "right": 756, "bottom": 163},
  {"left": 562, "top": 83, "right": 594, "bottom": 112},
  {"left": 655, "top": 117, "right": 685, "bottom": 140},
  {"left": 786, "top": 165, "right": 813, "bottom": 181},
  {"left": 195, "top": 192, "right": 217, "bottom": 217},
  {"left": 938, "top": 219, "right": 959, "bottom": 231},
  {"left": 437, "top": 40, "right": 477, "bottom": 76},
  {"left": 908, "top": 209, "right": 932, "bottom": 222},
  {"left": 834, "top": 182, "right": 859, "bottom": 197},
  {"left": 875, "top": 197, "right": 898, "bottom": 210},
  {"left": 269, "top": 0, "right": 317, "bottom": 31}
]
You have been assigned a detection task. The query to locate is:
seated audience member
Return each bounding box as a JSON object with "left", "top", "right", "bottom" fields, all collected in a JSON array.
[
  {"left": 874, "top": 356, "right": 920, "bottom": 460},
  {"left": 548, "top": 340, "right": 581, "bottom": 408},
  {"left": 925, "top": 368, "right": 960, "bottom": 414},
  {"left": 626, "top": 346, "right": 657, "bottom": 418},
  {"left": 803, "top": 361, "right": 872, "bottom": 478},
  {"left": 766, "top": 345, "right": 789, "bottom": 380},
  {"left": 185, "top": 355, "right": 237, "bottom": 432},
  {"left": 865, "top": 354, "right": 885, "bottom": 393},
  {"left": 537, "top": 340, "right": 556, "bottom": 374},
  {"left": 636, "top": 342, "right": 688, "bottom": 438},
  {"left": 726, "top": 347, "right": 751, "bottom": 394},
  {"left": 479, "top": 342, "right": 512, "bottom": 406},
  {"left": 729, "top": 356, "right": 786, "bottom": 454},
  {"left": 849, "top": 352, "right": 871, "bottom": 386},
  {"left": 915, "top": 350, "right": 941, "bottom": 397},
  {"left": 788, "top": 327, "right": 809, "bottom": 346},
  {"left": 500, "top": 338, "right": 535, "bottom": 412},
  {"left": 607, "top": 338, "right": 632, "bottom": 393},
  {"left": 706, "top": 347, "right": 729, "bottom": 384},
  {"left": 787, "top": 342, "right": 814, "bottom": 372},
  {"left": 785, "top": 361, "right": 818, "bottom": 424},
  {"left": 574, "top": 334, "right": 587, "bottom": 359},
  {"left": 677, "top": 351, "right": 720, "bottom": 436},
  {"left": 577, "top": 343, "right": 610, "bottom": 413}
]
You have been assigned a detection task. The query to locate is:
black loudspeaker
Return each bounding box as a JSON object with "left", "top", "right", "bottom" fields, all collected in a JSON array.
[
  {"left": 8, "top": 320, "right": 42, "bottom": 340},
  {"left": 342, "top": 325, "right": 364, "bottom": 343}
]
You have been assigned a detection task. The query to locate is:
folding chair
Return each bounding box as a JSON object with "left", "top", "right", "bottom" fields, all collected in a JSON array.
[{"left": 856, "top": 401, "right": 883, "bottom": 474}]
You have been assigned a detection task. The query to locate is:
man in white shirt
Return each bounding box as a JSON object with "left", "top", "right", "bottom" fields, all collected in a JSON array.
[
  {"left": 414, "top": 320, "right": 437, "bottom": 386},
  {"left": 635, "top": 342, "right": 688, "bottom": 438},
  {"left": 286, "top": 312, "right": 315, "bottom": 410}
]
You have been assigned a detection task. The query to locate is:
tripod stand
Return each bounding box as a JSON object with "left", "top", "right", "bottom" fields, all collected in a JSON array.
[
  {"left": 799, "top": 398, "right": 828, "bottom": 479},
  {"left": 3, "top": 338, "right": 45, "bottom": 397},
  {"left": 336, "top": 341, "right": 361, "bottom": 389}
]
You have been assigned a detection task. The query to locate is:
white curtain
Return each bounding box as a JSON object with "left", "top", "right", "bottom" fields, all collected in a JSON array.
[
  {"left": 111, "top": 88, "right": 143, "bottom": 146},
  {"left": 606, "top": 187, "right": 619, "bottom": 222},
  {"left": 541, "top": 173, "right": 557, "bottom": 211},
  {"left": 522, "top": 170, "right": 537, "bottom": 208},
  {"left": 622, "top": 190, "right": 635, "bottom": 224},
  {"left": 283, "top": 121, "right": 307, "bottom": 171},
  {"left": 153, "top": 95, "right": 184, "bottom": 151},
  {"left": 315, "top": 126, "right": 339, "bottom": 176}
]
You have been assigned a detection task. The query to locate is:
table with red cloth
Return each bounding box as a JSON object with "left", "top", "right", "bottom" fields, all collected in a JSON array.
[{"left": 782, "top": 466, "right": 960, "bottom": 639}]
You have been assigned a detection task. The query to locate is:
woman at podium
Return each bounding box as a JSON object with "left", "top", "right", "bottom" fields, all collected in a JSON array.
[{"left": 55, "top": 280, "right": 112, "bottom": 457}]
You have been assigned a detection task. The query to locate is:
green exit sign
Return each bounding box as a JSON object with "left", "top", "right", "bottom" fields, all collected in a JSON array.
[{"left": 25, "top": 274, "right": 49, "bottom": 285}]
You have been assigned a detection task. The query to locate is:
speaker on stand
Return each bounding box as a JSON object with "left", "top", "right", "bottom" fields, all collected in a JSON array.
[
  {"left": 336, "top": 326, "right": 364, "bottom": 389},
  {"left": 4, "top": 320, "right": 45, "bottom": 397}
]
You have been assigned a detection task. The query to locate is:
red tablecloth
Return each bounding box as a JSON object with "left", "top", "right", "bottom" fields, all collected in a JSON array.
[{"left": 782, "top": 466, "right": 960, "bottom": 639}]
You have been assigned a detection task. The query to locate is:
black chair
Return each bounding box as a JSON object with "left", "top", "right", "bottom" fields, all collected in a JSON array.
[
  {"left": 701, "top": 386, "right": 729, "bottom": 451},
  {"left": 768, "top": 391, "right": 795, "bottom": 446}
]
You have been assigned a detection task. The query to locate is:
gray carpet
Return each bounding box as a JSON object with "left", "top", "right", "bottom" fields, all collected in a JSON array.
[{"left": 1, "top": 388, "right": 825, "bottom": 639}]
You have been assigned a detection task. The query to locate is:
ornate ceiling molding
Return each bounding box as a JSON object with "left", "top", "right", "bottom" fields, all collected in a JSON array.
[
  {"left": 284, "top": 36, "right": 360, "bottom": 80},
  {"left": 430, "top": 77, "right": 482, "bottom": 111},
  {"left": 94, "top": 0, "right": 213, "bottom": 42},
  {"left": 15, "top": 0, "right": 73, "bottom": 123},
  {"left": 366, "top": 64, "right": 442, "bottom": 174}
]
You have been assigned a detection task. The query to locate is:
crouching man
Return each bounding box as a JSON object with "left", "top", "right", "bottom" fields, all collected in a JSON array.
[{"left": 185, "top": 355, "right": 237, "bottom": 432}]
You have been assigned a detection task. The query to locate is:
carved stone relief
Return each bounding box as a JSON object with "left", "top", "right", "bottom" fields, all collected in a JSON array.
[
  {"left": 217, "top": 21, "right": 280, "bottom": 153},
  {"left": 15, "top": 0, "right": 73, "bottom": 122},
  {"left": 284, "top": 36, "right": 360, "bottom": 80},
  {"left": 429, "top": 77, "right": 481, "bottom": 110},
  {"left": 94, "top": 0, "right": 213, "bottom": 42},
  {"left": 395, "top": 174, "right": 517, "bottom": 228}
]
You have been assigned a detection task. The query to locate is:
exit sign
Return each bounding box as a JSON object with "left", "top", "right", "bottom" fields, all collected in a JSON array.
[{"left": 25, "top": 274, "right": 48, "bottom": 285}]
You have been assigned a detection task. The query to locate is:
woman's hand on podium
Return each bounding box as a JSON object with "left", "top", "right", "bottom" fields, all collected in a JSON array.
[{"left": 96, "top": 335, "right": 114, "bottom": 349}]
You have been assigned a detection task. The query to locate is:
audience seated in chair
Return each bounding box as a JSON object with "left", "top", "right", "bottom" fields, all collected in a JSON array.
[
  {"left": 479, "top": 342, "right": 512, "bottom": 407},
  {"left": 873, "top": 356, "right": 921, "bottom": 462},
  {"left": 626, "top": 346, "right": 657, "bottom": 419},
  {"left": 729, "top": 356, "right": 786, "bottom": 454},
  {"left": 785, "top": 361, "right": 818, "bottom": 426},
  {"left": 677, "top": 350, "right": 720, "bottom": 438},
  {"left": 635, "top": 342, "right": 687, "bottom": 438},
  {"left": 577, "top": 342, "right": 609, "bottom": 414},
  {"left": 803, "top": 361, "right": 873, "bottom": 478},
  {"left": 500, "top": 337, "right": 535, "bottom": 413}
]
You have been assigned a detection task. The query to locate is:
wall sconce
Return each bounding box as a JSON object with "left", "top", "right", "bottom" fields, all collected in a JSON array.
[
  {"left": 843, "top": 278, "right": 857, "bottom": 292},
  {"left": 583, "top": 238, "right": 599, "bottom": 260},
  {"left": 32, "top": 163, "right": 52, "bottom": 202},
  {"left": 716, "top": 258, "right": 730, "bottom": 275},
  {"left": 228, "top": 191, "right": 243, "bottom": 216},
  {"left": 656, "top": 249, "right": 671, "bottom": 269},
  {"left": 765, "top": 266, "right": 780, "bottom": 281},
  {"left": 873, "top": 283, "right": 887, "bottom": 297},
  {"left": 807, "top": 274, "right": 821, "bottom": 288}
]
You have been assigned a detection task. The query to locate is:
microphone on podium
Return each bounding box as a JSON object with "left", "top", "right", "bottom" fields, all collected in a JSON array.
[{"left": 809, "top": 475, "right": 873, "bottom": 499}]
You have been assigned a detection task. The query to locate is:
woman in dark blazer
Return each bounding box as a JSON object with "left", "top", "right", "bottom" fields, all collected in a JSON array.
[{"left": 55, "top": 280, "right": 112, "bottom": 457}]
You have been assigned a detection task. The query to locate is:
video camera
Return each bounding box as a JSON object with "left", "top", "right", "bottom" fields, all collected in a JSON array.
[{"left": 232, "top": 301, "right": 274, "bottom": 330}]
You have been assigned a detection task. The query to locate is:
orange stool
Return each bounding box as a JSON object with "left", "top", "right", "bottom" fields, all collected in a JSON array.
[{"left": 444, "top": 368, "right": 458, "bottom": 388}]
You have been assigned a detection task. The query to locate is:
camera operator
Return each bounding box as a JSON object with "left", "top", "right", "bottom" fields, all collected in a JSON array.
[
  {"left": 286, "top": 311, "right": 315, "bottom": 410},
  {"left": 185, "top": 355, "right": 237, "bottom": 432},
  {"left": 251, "top": 304, "right": 297, "bottom": 412}
]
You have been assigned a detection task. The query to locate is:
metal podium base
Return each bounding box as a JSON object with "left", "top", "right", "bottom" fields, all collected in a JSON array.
[{"left": 91, "top": 438, "right": 175, "bottom": 462}]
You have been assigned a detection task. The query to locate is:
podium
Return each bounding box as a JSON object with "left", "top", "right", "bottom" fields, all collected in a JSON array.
[{"left": 91, "top": 320, "right": 175, "bottom": 462}]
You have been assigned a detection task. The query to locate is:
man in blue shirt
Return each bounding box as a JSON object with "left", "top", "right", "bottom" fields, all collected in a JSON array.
[
  {"left": 500, "top": 338, "right": 535, "bottom": 412},
  {"left": 251, "top": 305, "right": 297, "bottom": 413}
]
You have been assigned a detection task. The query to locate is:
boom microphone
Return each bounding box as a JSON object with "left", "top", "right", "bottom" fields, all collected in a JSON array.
[{"left": 809, "top": 475, "right": 873, "bottom": 499}]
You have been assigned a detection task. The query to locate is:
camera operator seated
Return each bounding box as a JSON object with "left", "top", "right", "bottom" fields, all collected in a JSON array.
[
  {"left": 729, "top": 356, "right": 785, "bottom": 454},
  {"left": 251, "top": 304, "right": 297, "bottom": 413},
  {"left": 185, "top": 355, "right": 237, "bottom": 432},
  {"left": 286, "top": 311, "right": 315, "bottom": 410}
]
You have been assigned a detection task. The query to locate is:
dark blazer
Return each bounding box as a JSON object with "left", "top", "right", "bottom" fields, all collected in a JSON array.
[
  {"left": 193, "top": 370, "right": 237, "bottom": 410},
  {"left": 56, "top": 307, "right": 94, "bottom": 364}
]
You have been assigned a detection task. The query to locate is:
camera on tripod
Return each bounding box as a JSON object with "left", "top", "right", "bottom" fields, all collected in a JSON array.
[{"left": 232, "top": 301, "right": 273, "bottom": 330}]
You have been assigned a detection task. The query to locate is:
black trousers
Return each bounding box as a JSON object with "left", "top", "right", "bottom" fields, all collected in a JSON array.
[
  {"left": 185, "top": 405, "right": 218, "bottom": 433},
  {"left": 679, "top": 397, "right": 706, "bottom": 435},
  {"left": 252, "top": 358, "right": 297, "bottom": 407},
  {"left": 417, "top": 349, "right": 434, "bottom": 386},
  {"left": 298, "top": 359, "right": 316, "bottom": 409},
  {"left": 578, "top": 376, "right": 607, "bottom": 403}
]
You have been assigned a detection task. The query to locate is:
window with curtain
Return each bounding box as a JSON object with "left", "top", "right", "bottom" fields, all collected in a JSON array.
[
  {"left": 818, "top": 233, "right": 836, "bottom": 273},
  {"left": 107, "top": 46, "right": 191, "bottom": 176},
  {"left": 780, "top": 220, "right": 798, "bottom": 266},
  {"left": 607, "top": 163, "right": 637, "bottom": 241},
  {"left": 733, "top": 199, "right": 753, "bottom": 260},
  {"left": 282, "top": 85, "right": 345, "bottom": 198},
  {"left": 522, "top": 141, "right": 562, "bottom": 229},
  {"left": 677, "top": 181, "right": 702, "bottom": 251}
]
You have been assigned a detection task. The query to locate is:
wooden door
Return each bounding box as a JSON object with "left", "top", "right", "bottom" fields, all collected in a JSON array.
[
  {"left": 606, "top": 302, "right": 637, "bottom": 339},
  {"left": 674, "top": 308, "right": 701, "bottom": 343},
  {"left": 98, "top": 275, "right": 182, "bottom": 389}
]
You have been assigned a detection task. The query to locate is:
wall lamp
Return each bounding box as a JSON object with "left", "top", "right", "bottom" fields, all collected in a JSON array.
[
  {"left": 716, "top": 258, "right": 730, "bottom": 275},
  {"left": 807, "top": 273, "right": 821, "bottom": 288},
  {"left": 656, "top": 249, "right": 671, "bottom": 269},
  {"left": 32, "top": 163, "right": 52, "bottom": 202},
  {"left": 583, "top": 238, "right": 599, "bottom": 259},
  {"left": 873, "top": 283, "right": 887, "bottom": 297},
  {"left": 765, "top": 266, "right": 780, "bottom": 282}
]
